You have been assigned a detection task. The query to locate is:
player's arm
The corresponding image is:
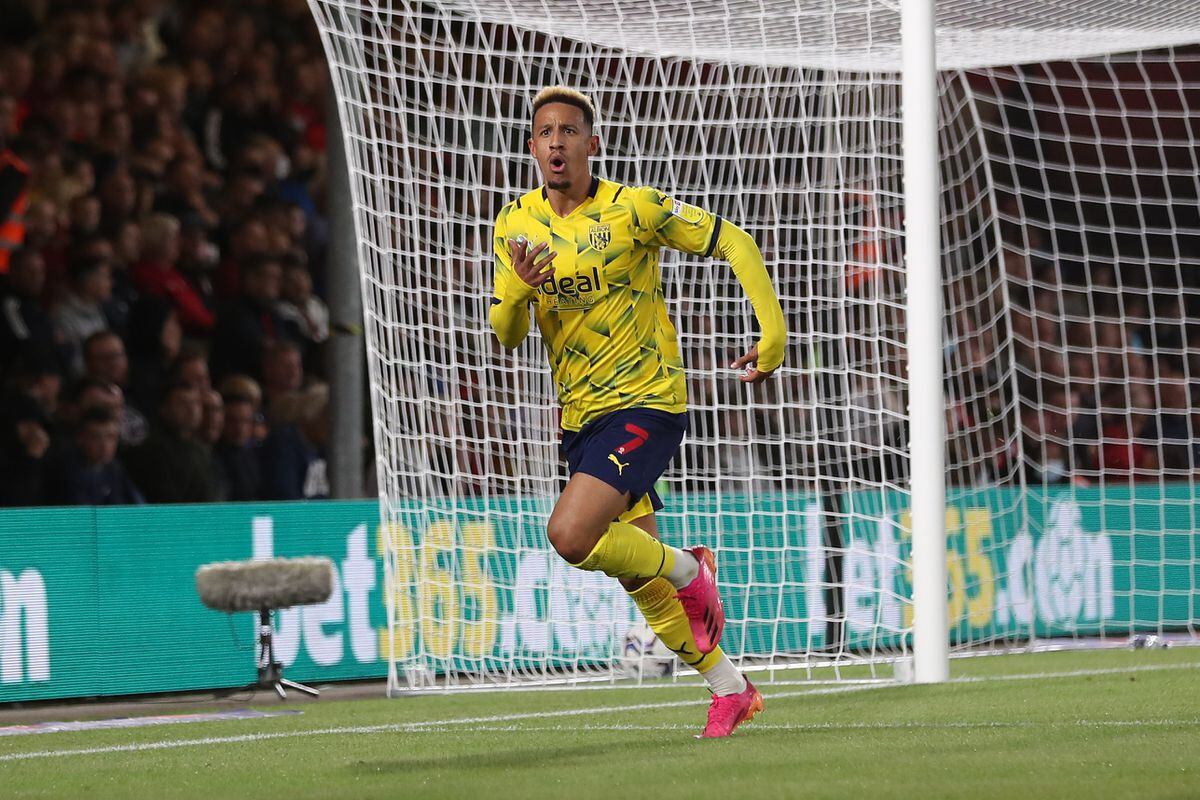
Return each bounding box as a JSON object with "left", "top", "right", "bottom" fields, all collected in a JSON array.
[
  {"left": 636, "top": 188, "right": 786, "bottom": 383},
  {"left": 488, "top": 209, "right": 557, "bottom": 349},
  {"left": 710, "top": 221, "right": 786, "bottom": 383}
]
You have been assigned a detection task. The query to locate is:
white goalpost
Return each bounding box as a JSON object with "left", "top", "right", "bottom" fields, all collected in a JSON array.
[
  {"left": 899, "top": 0, "right": 948, "bottom": 685},
  {"left": 308, "top": 0, "right": 1200, "bottom": 693}
]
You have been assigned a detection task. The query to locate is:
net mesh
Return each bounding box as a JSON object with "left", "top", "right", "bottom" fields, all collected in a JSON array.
[{"left": 308, "top": 0, "right": 1200, "bottom": 691}]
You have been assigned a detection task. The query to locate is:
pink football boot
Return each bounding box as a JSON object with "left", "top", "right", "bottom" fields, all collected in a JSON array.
[
  {"left": 675, "top": 546, "right": 724, "bottom": 654},
  {"left": 700, "top": 679, "right": 764, "bottom": 738}
]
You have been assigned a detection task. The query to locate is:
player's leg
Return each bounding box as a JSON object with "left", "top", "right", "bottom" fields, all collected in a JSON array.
[
  {"left": 545, "top": 471, "right": 699, "bottom": 587},
  {"left": 549, "top": 408, "right": 724, "bottom": 652},
  {"left": 620, "top": 513, "right": 726, "bottom": 675},
  {"left": 622, "top": 513, "right": 763, "bottom": 738}
]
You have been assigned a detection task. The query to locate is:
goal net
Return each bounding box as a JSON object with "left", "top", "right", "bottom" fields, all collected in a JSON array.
[{"left": 308, "top": 0, "right": 1200, "bottom": 692}]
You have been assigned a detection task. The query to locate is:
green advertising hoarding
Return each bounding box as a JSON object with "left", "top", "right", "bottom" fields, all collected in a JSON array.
[
  {"left": 1, "top": 502, "right": 394, "bottom": 703},
  {"left": 0, "top": 485, "right": 1196, "bottom": 703},
  {"left": 839, "top": 484, "right": 1199, "bottom": 648}
]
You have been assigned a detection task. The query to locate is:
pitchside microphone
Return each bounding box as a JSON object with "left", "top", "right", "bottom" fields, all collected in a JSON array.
[
  {"left": 196, "top": 557, "right": 334, "bottom": 612},
  {"left": 196, "top": 557, "right": 335, "bottom": 699}
]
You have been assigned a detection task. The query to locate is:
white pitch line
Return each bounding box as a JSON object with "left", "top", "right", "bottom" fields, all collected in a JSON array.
[
  {"left": 948, "top": 661, "right": 1197, "bottom": 683},
  {"left": 385, "top": 719, "right": 1200, "bottom": 734},
  {"left": 0, "top": 684, "right": 877, "bottom": 763},
  {"left": 763, "top": 660, "right": 1199, "bottom": 687},
  {"left": 1, "top": 660, "right": 1195, "bottom": 763}
]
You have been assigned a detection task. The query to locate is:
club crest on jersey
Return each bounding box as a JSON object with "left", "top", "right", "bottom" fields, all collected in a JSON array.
[
  {"left": 670, "top": 200, "right": 705, "bottom": 225},
  {"left": 588, "top": 224, "right": 611, "bottom": 251}
]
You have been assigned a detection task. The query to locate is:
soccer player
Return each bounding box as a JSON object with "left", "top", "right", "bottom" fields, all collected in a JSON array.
[{"left": 490, "top": 87, "right": 786, "bottom": 738}]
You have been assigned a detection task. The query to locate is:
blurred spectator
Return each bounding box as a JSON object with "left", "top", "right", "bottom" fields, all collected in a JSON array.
[
  {"left": 1018, "top": 403, "right": 1071, "bottom": 486},
  {"left": 218, "top": 372, "right": 267, "bottom": 439},
  {"left": 200, "top": 388, "right": 223, "bottom": 447},
  {"left": 68, "top": 194, "right": 102, "bottom": 241},
  {"left": 103, "top": 220, "right": 141, "bottom": 334},
  {"left": 214, "top": 391, "right": 261, "bottom": 501},
  {"left": 261, "top": 338, "right": 304, "bottom": 419},
  {"left": 156, "top": 157, "right": 219, "bottom": 229},
  {"left": 124, "top": 297, "right": 182, "bottom": 416},
  {"left": 56, "top": 406, "right": 143, "bottom": 505},
  {"left": 9, "top": 351, "right": 62, "bottom": 423},
  {"left": 57, "top": 376, "right": 122, "bottom": 437},
  {"left": 177, "top": 213, "right": 220, "bottom": 312},
  {"left": 1096, "top": 386, "right": 1155, "bottom": 479},
  {"left": 218, "top": 372, "right": 263, "bottom": 411},
  {"left": 97, "top": 166, "right": 138, "bottom": 232},
  {"left": 82, "top": 330, "right": 128, "bottom": 390},
  {"left": 204, "top": 82, "right": 288, "bottom": 173},
  {"left": 257, "top": 198, "right": 306, "bottom": 254},
  {"left": 211, "top": 253, "right": 296, "bottom": 380},
  {"left": 0, "top": 123, "right": 30, "bottom": 274},
  {"left": 0, "top": 248, "right": 60, "bottom": 373},
  {"left": 277, "top": 255, "right": 328, "bottom": 347},
  {"left": 215, "top": 216, "right": 269, "bottom": 299},
  {"left": 132, "top": 212, "right": 214, "bottom": 334},
  {"left": 55, "top": 235, "right": 112, "bottom": 301},
  {"left": 0, "top": 391, "right": 54, "bottom": 506},
  {"left": 95, "top": 109, "right": 133, "bottom": 170},
  {"left": 125, "top": 381, "right": 217, "bottom": 503},
  {"left": 170, "top": 348, "right": 212, "bottom": 394},
  {"left": 53, "top": 254, "right": 113, "bottom": 375},
  {"left": 1040, "top": 440, "right": 1073, "bottom": 485},
  {"left": 1156, "top": 373, "right": 1192, "bottom": 473},
  {"left": 260, "top": 382, "right": 329, "bottom": 500},
  {"left": 22, "top": 198, "right": 63, "bottom": 262}
]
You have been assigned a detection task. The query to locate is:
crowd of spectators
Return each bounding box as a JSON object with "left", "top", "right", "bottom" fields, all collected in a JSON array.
[
  {"left": 942, "top": 239, "right": 1199, "bottom": 490},
  {"left": 0, "top": 0, "right": 338, "bottom": 506},
  {"left": 999, "top": 245, "right": 1198, "bottom": 487},
  {"left": 3, "top": 5, "right": 1196, "bottom": 507},
  {"left": 945, "top": 64, "right": 1200, "bottom": 490}
]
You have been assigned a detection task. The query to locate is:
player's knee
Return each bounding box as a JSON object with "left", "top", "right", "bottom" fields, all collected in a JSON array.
[
  {"left": 547, "top": 515, "right": 578, "bottom": 561},
  {"left": 545, "top": 516, "right": 596, "bottom": 564}
]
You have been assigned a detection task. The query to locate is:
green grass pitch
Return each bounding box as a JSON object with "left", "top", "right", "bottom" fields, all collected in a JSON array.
[{"left": 2, "top": 647, "right": 1198, "bottom": 799}]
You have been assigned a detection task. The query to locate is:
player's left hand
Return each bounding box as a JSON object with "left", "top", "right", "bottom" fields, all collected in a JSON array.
[{"left": 731, "top": 346, "right": 775, "bottom": 384}]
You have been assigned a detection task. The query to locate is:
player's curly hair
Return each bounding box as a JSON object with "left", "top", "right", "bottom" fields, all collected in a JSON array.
[{"left": 532, "top": 86, "right": 597, "bottom": 130}]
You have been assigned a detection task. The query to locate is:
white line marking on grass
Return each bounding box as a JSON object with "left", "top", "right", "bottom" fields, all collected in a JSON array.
[
  {"left": 1, "top": 660, "right": 1194, "bottom": 762},
  {"left": 763, "top": 657, "right": 1195, "bottom": 690},
  {"left": 396, "top": 719, "right": 1200, "bottom": 734},
  {"left": 0, "top": 684, "right": 878, "bottom": 763},
  {"left": 0, "top": 709, "right": 301, "bottom": 737},
  {"left": 949, "top": 662, "right": 1198, "bottom": 684}
]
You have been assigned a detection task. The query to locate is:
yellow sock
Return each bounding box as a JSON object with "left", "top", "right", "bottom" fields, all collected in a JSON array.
[
  {"left": 627, "top": 577, "right": 724, "bottom": 672},
  {"left": 571, "top": 520, "right": 676, "bottom": 581}
]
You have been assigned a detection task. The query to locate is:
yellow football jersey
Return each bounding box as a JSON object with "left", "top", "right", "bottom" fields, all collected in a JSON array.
[{"left": 492, "top": 177, "right": 721, "bottom": 431}]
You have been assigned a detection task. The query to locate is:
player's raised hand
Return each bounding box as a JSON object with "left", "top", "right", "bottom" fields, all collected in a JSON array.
[
  {"left": 731, "top": 345, "right": 775, "bottom": 384},
  {"left": 509, "top": 239, "right": 557, "bottom": 289}
]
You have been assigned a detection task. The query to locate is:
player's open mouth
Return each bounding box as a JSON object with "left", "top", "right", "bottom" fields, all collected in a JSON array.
[{"left": 549, "top": 155, "right": 567, "bottom": 173}]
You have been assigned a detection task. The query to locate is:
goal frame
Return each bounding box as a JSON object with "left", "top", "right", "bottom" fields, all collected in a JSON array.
[
  {"left": 901, "top": 0, "right": 950, "bottom": 684},
  {"left": 309, "top": 0, "right": 1200, "bottom": 694}
]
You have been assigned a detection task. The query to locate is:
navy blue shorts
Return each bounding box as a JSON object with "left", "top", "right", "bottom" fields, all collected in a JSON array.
[{"left": 560, "top": 408, "right": 688, "bottom": 515}]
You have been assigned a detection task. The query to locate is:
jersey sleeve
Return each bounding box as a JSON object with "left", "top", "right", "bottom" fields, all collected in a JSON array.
[
  {"left": 711, "top": 221, "right": 787, "bottom": 373},
  {"left": 628, "top": 186, "right": 720, "bottom": 256},
  {"left": 489, "top": 204, "right": 536, "bottom": 348},
  {"left": 491, "top": 205, "right": 520, "bottom": 301}
]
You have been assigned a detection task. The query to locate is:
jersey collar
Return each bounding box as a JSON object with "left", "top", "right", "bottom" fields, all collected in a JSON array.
[{"left": 541, "top": 175, "right": 601, "bottom": 206}]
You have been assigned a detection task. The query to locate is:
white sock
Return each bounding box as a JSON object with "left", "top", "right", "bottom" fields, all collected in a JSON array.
[
  {"left": 701, "top": 655, "right": 748, "bottom": 696},
  {"left": 663, "top": 548, "right": 699, "bottom": 589}
]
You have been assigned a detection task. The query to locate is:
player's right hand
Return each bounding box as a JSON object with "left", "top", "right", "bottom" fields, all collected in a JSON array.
[{"left": 509, "top": 239, "right": 557, "bottom": 288}]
